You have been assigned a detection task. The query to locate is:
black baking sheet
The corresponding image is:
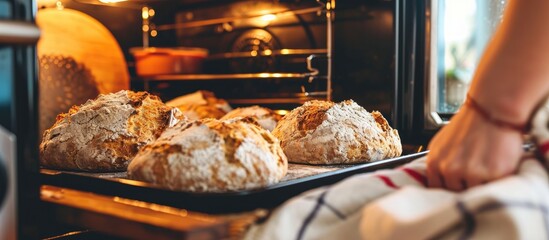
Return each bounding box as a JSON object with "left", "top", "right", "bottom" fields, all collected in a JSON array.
[{"left": 40, "top": 150, "right": 427, "bottom": 214}]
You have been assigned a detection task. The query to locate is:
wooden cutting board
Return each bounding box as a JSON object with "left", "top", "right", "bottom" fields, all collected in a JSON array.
[
  {"left": 36, "top": 8, "right": 129, "bottom": 135},
  {"left": 36, "top": 8, "right": 129, "bottom": 93}
]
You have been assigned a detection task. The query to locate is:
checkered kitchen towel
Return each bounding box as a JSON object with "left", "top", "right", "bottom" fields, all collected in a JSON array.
[
  {"left": 243, "top": 157, "right": 549, "bottom": 240},
  {"left": 244, "top": 97, "right": 549, "bottom": 240}
]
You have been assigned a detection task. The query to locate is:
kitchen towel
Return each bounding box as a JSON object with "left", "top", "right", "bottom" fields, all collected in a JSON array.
[{"left": 243, "top": 156, "right": 549, "bottom": 240}]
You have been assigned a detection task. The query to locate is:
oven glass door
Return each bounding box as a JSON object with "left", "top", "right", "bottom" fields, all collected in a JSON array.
[{"left": 425, "top": 0, "right": 507, "bottom": 128}]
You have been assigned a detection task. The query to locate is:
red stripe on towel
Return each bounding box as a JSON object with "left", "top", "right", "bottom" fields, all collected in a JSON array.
[
  {"left": 401, "top": 168, "right": 427, "bottom": 186},
  {"left": 540, "top": 141, "right": 549, "bottom": 156},
  {"left": 376, "top": 175, "right": 398, "bottom": 189}
]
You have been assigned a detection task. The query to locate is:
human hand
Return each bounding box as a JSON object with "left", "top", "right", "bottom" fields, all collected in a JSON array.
[{"left": 426, "top": 106, "right": 524, "bottom": 191}]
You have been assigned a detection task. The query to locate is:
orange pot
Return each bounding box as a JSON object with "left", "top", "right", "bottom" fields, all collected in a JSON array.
[{"left": 131, "top": 47, "right": 208, "bottom": 76}]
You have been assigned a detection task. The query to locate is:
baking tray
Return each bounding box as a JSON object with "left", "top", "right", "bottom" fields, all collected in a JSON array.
[{"left": 40, "top": 150, "right": 427, "bottom": 214}]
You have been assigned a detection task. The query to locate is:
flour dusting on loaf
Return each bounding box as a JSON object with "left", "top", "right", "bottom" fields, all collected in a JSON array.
[
  {"left": 128, "top": 118, "right": 288, "bottom": 192},
  {"left": 40, "top": 90, "right": 183, "bottom": 172},
  {"left": 166, "top": 90, "right": 232, "bottom": 120},
  {"left": 272, "top": 100, "right": 402, "bottom": 164},
  {"left": 221, "top": 105, "right": 281, "bottom": 131}
]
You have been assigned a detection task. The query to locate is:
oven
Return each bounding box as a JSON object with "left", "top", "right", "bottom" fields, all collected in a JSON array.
[
  {"left": 4, "top": 0, "right": 437, "bottom": 239},
  {"left": 56, "top": 0, "right": 396, "bottom": 116}
]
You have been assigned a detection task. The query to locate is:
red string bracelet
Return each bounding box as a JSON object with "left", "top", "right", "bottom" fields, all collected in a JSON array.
[{"left": 464, "top": 94, "right": 528, "bottom": 133}]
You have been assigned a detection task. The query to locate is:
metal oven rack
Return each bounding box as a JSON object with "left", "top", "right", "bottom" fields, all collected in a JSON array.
[{"left": 137, "top": 0, "right": 335, "bottom": 105}]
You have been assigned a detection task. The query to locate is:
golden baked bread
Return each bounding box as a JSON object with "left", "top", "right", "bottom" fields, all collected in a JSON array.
[
  {"left": 128, "top": 118, "right": 288, "bottom": 192},
  {"left": 176, "top": 104, "right": 227, "bottom": 120},
  {"left": 221, "top": 105, "right": 281, "bottom": 131},
  {"left": 272, "top": 100, "right": 402, "bottom": 164},
  {"left": 40, "top": 90, "right": 183, "bottom": 172},
  {"left": 166, "top": 90, "right": 232, "bottom": 119}
]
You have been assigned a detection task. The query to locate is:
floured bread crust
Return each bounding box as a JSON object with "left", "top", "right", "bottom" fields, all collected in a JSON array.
[
  {"left": 166, "top": 90, "right": 232, "bottom": 120},
  {"left": 176, "top": 104, "right": 227, "bottom": 120},
  {"left": 221, "top": 105, "right": 281, "bottom": 131},
  {"left": 40, "top": 90, "right": 183, "bottom": 172},
  {"left": 128, "top": 118, "right": 288, "bottom": 192},
  {"left": 272, "top": 100, "right": 402, "bottom": 164}
]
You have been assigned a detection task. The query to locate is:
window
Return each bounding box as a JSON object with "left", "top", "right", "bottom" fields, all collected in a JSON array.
[{"left": 436, "top": 0, "right": 507, "bottom": 113}]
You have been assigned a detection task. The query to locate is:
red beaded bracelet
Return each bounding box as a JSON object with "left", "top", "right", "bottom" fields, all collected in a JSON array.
[{"left": 464, "top": 93, "right": 528, "bottom": 133}]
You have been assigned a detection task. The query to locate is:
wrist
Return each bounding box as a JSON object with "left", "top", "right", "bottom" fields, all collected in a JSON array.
[
  {"left": 464, "top": 93, "right": 529, "bottom": 133},
  {"left": 469, "top": 87, "right": 534, "bottom": 123}
]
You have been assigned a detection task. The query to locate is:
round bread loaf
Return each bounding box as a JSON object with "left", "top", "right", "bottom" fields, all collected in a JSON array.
[
  {"left": 176, "top": 104, "right": 228, "bottom": 120},
  {"left": 221, "top": 105, "right": 281, "bottom": 131},
  {"left": 272, "top": 100, "right": 402, "bottom": 164},
  {"left": 128, "top": 118, "right": 288, "bottom": 192},
  {"left": 166, "top": 90, "right": 232, "bottom": 120},
  {"left": 40, "top": 90, "right": 183, "bottom": 172}
]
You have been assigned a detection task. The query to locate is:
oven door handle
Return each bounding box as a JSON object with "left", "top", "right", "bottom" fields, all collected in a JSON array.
[
  {"left": 430, "top": 112, "right": 450, "bottom": 126},
  {"left": 0, "top": 20, "right": 40, "bottom": 44}
]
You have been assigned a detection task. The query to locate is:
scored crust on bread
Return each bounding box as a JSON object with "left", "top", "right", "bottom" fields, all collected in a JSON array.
[
  {"left": 221, "top": 105, "right": 282, "bottom": 131},
  {"left": 40, "top": 90, "right": 184, "bottom": 172},
  {"left": 272, "top": 100, "right": 402, "bottom": 164},
  {"left": 128, "top": 118, "right": 288, "bottom": 192},
  {"left": 166, "top": 90, "right": 232, "bottom": 120}
]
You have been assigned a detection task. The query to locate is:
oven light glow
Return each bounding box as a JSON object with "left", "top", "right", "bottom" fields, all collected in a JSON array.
[
  {"left": 263, "top": 49, "right": 272, "bottom": 56},
  {"left": 250, "top": 50, "right": 258, "bottom": 57},
  {"left": 258, "top": 73, "right": 270, "bottom": 78},
  {"left": 142, "top": 7, "right": 149, "bottom": 19},
  {"left": 98, "top": 0, "right": 126, "bottom": 3},
  {"left": 259, "top": 14, "right": 277, "bottom": 22},
  {"left": 56, "top": 1, "right": 63, "bottom": 10},
  {"left": 280, "top": 49, "right": 290, "bottom": 55},
  {"left": 274, "top": 110, "right": 289, "bottom": 116}
]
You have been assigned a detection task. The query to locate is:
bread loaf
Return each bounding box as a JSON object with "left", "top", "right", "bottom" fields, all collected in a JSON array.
[
  {"left": 128, "top": 118, "right": 288, "bottom": 192},
  {"left": 166, "top": 90, "right": 232, "bottom": 119},
  {"left": 272, "top": 100, "right": 402, "bottom": 164},
  {"left": 221, "top": 106, "right": 281, "bottom": 131},
  {"left": 40, "top": 90, "right": 183, "bottom": 172}
]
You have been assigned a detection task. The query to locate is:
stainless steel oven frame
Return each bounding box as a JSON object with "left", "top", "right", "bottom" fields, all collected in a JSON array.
[
  {"left": 0, "top": 0, "right": 40, "bottom": 238},
  {"left": 394, "top": 0, "right": 440, "bottom": 144}
]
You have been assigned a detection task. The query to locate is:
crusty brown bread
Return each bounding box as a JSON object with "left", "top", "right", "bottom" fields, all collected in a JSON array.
[
  {"left": 166, "top": 90, "right": 232, "bottom": 120},
  {"left": 272, "top": 100, "right": 402, "bottom": 164},
  {"left": 40, "top": 90, "right": 183, "bottom": 172},
  {"left": 176, "top": 104, "right": 228, "bottom": 120},
  {"left": 128, "top": 118, "right": 288, "bottom": 192},
  {"left": 221, "top": 105, "right": 281, "bottom": 131}
]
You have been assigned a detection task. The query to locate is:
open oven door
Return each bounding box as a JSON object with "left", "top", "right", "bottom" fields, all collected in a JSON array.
[{"left": 0, "top": 0, "right": 40, "bottom": 239}]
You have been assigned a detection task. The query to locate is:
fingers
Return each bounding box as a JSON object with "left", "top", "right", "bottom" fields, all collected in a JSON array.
[
  {"left": 463, "top": 172, "right": 485, "bottom": 188},
  {"left": 463, "top": 166, "right": 486, "bottom": 189},
  {"left": 427, "top": 152, "right": 484, "bottom": 191},
  {"left": 426, "top": 159, "right": 443, "bottom": 188},
  {"left": 424, "top": 108, "right": 524, "bottom": 192},
  {"left": 440, "top": 161, "right": 465, "bottom": 191},
  {"left": 427, "top": 154, "right": 515, "bottom": 191}
]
